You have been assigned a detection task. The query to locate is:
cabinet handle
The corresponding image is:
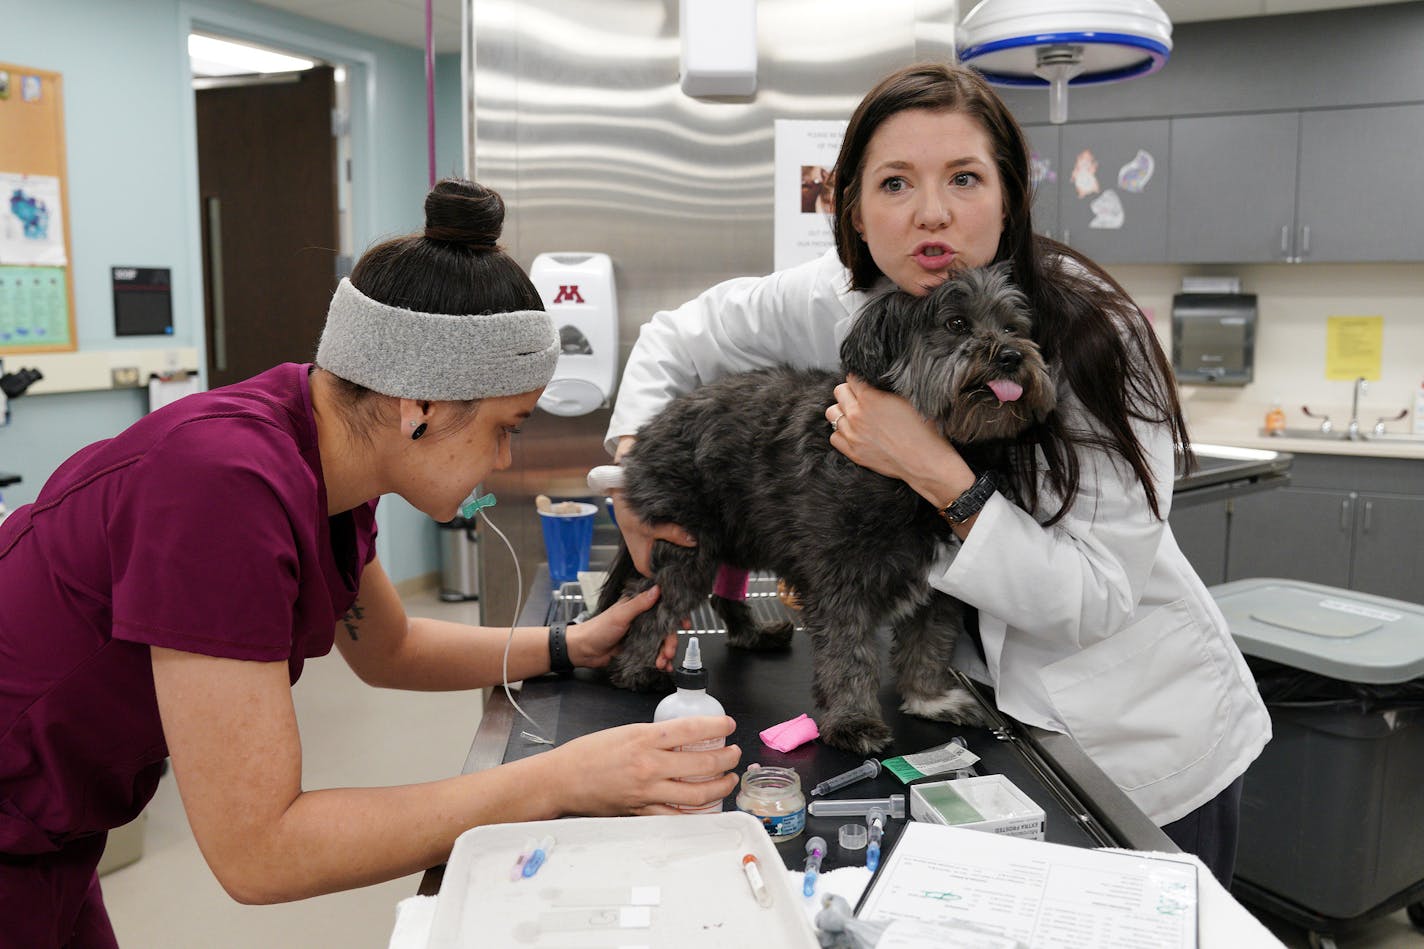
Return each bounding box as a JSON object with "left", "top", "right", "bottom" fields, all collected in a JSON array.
[
  {"left": 1363, "top": 499, "right": 1373, "bottom": 533},
  {"left": 1340, "top": 496, "right": 1351, "bottom": 532},
  {"left": 1300, "top": 224, "right": 1311, "bottom": 258},
  {"left": 1062, "top": 228, "right": 1070, "bottom": 247},
  {"left": 1280, "top": 225, "right": 1289, "bottom": 257}
]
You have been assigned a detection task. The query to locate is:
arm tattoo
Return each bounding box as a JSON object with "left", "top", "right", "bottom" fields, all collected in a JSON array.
[{"left": 342, "top": 602, "right": 366, "bottom": 641}]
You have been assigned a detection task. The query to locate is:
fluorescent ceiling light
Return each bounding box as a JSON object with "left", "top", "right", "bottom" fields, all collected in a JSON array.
[{"left": 188, "top": 33, "right": 316, "bottom": 78}]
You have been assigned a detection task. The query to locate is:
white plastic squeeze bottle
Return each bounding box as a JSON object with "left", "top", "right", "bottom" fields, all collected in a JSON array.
[{"left": 653, "top": 637, "right": 727, "bottom": 813}]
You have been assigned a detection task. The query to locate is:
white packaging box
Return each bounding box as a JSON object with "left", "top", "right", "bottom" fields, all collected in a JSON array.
[{"left": 909, "top": 775, "right": 1046, "bottom": 841}]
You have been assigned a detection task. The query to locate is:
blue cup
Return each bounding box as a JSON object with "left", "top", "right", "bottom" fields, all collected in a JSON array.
[{"left": 538, "top": 502, "right": 598, "bottom": 585}]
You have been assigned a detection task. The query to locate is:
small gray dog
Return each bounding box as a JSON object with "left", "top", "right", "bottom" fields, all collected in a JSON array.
[{"left": 594, "top": 265, "right": 1057, "bottom": 754}]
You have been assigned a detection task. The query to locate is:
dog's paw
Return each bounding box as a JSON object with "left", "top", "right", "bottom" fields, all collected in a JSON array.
[
  {"left": 818, "top": 714, "right": 893, "bottom": 756},
  {"left": 607, "top": 657, "right": 673, "bottom": 693},
  {"left": 726, "top": 620, "right": 795, "bottom": 651},
  {"left": 900, "top": 687, "right": 992, "bottom": 727}
]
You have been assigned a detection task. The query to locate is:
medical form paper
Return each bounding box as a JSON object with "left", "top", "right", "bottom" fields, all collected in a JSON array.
[{"left": 855, "top": 822, "right": 1198, "bottom": 949}]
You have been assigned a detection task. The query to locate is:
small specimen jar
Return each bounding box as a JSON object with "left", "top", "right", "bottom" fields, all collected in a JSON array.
[{"left": 736, "top": 765, "right": 806, "bottom": 842}]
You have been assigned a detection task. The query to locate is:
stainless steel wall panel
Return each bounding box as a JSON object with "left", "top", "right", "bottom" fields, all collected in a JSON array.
[{"left": 469, "top": 0, "right": 958, "bottom": 624}]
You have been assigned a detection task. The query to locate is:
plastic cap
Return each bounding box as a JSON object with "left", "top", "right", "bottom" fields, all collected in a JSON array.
[
  {"left": 675, "top": 636, "right": 708, "bottom": 690},
  {"left": 839, "top": 824, "right": 867, "bottom": 850}
]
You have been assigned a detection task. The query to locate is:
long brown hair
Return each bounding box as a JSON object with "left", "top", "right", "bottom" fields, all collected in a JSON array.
[{"left": 831, "top": 63, "right": 1191, "bottom": 521}]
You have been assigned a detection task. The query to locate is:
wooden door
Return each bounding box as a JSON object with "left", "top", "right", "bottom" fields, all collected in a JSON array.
[{"left": 196, "top": 66, "right": 336, "bottom": 389}]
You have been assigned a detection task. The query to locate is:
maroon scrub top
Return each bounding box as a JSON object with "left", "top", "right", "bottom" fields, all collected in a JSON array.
[{"left": 0, "top": 363, "right": 378, "bottom": 857}]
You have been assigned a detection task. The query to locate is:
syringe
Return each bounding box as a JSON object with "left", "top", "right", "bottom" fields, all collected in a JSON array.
[
  {"left": 865, "top": 807, "right": 887, "bottom": 872},
  {"left": 802, "top": 835, "right": 827, "bottom": 898},
  {"left": 807, "top": 794, "right": 906, "bottom": 819},
  {"left": 810, "top": 758, "right": 880, "bottom": 797}
]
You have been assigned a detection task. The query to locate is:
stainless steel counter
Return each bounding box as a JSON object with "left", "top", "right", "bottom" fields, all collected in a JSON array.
[
  {"left": 420, "top": 569, "right": 1176, "bottom": 895},
  {"left": 1173, "top": 443, "right": 1293, "bottom": 509}
]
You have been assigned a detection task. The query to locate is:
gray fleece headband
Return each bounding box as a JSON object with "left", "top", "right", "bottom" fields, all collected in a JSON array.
[{"left": 315, "top": 278, "right": 558, "bottom": 401}]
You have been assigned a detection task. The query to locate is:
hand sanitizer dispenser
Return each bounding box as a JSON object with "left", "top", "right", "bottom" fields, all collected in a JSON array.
[{"left": 530, "top": 252, "right": 618, "bottom": 417}]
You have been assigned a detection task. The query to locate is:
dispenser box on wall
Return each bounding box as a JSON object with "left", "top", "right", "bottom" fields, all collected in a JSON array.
[
  {"left": 1171, "top": 292, "right": 1257, "bottom": 386},
  {"left": 531, "top": 252, "right": 618, "bottom": 417},
  {"left": 679, "top": 0, "right": 757, "bottom": 97}
]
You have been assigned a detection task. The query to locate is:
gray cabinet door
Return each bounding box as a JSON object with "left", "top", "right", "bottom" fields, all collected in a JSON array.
[
  {"left": 1022, "top": 124, "right": 1061, "bottom": 240},
  {"left": 1296, "top": 104, "right": 1424, "bottom": 262},
  {"left": 1350, "top": 494, "right": 1424, "bottom": 602},
  {"left": 1167, "top": 113, "right": 1300, "bottom": 263},
  {"left": 1168, "top": 499, "right": 1229, "bottom": 586},
  {"left": 1057, "top": 120, "right": 1170, "bottom": 263},
  {"left": 1227, "top": 488, "right": 1353, "bottom": 587}
]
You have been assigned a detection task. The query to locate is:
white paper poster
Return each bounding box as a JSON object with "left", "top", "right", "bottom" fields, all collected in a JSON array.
[
  {"left": 773, "top": 119, "right": 847, "bottom": 271},
  {"left": 0, "top": 173, "right": 67, "bottom": 266}
]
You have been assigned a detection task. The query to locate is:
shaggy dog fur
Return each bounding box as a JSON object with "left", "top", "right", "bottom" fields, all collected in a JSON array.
[{"left": 594, "top": 265, "right": 1057, "bottom": 754}]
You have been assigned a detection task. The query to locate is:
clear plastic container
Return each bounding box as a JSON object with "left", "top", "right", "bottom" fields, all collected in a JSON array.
[{"left": 736, "top": 765, "right": 806, "bottom": 842}]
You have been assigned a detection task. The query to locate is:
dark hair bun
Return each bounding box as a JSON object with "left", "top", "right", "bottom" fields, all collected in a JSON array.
[{"left": 423, "top": 178, "right": 504, "bottom": 248}]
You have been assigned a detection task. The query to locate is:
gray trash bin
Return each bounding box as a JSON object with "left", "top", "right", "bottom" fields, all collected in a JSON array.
[
  {"left": 1211, "top": 578, "right": 1424, "bottom": 939},
  {"left": 437, "top": 517, "right": 480, "bottom": 603}
]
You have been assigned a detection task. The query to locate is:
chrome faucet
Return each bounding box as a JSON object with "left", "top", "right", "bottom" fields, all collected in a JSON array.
[{"left": 1347, "top": 376, "right": 1367, "bottom": 441}]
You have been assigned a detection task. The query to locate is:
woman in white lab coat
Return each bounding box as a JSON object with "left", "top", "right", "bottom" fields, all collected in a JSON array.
[{"left": 604, "top": 63, "right": 1270, "bottom": 884}]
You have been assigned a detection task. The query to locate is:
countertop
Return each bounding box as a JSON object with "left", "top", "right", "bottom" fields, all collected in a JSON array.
[
  {"left": 417, "top": 569, "right": 1175, "bottom": 897},
  {"left": 1194, "top": 426, "right": 1424, "bottom": 460},
  {"left": 1185, "top": 406, "right": 1424, "bottom": 461}
]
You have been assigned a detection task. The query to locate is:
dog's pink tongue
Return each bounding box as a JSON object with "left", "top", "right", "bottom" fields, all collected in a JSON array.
[{"left": 988, "top": 379, "right": 1024, "bottom": 403}]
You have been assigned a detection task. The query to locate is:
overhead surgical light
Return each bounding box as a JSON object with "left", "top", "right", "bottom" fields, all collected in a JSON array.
[{"left": 957, "top": 0, "right": 1173, "bottom": 124}]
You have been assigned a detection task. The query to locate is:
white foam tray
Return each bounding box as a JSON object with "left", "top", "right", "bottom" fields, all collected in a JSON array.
[{"left": 427, "top": 812, "right": 817, "bottom": 948}]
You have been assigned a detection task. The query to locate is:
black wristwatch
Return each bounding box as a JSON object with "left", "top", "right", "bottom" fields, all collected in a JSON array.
[
  {"left": 548, "top": 622, "right": 575, "bottom": 673},
  {"left": 938, "top": 471, "right": 997, "bottom": 525}
]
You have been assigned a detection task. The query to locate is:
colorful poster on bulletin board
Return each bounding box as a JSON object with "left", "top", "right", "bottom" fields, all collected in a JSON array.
[
  {"left": 1325, "top": 315, "right": 1383, "bottom": 380},
  {"left": 0, "top": 265, "right": 71, "bottom": 347},
  {"left": 0, "top": 172, "right": 67, "bottom": 266},
  {"left": 0, "top": 62, "right": 77, "bottom": 354}
]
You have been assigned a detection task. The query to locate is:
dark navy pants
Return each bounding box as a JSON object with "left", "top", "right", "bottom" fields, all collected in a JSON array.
[{"left": 1161, "top": 773, "right": 1246, "bottom": 887}]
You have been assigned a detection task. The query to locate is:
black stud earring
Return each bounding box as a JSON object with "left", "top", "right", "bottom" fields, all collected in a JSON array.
[{"left": 410, "top": 422, "right": 427, "bottom": 441}]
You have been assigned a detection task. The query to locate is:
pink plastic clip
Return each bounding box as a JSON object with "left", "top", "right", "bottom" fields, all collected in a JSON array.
[{"left": 759, "top": 713, "right": 820, "bottom": 752}]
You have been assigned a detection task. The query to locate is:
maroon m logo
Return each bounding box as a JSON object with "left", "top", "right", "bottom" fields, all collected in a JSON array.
[{"left": 553, "top": 285, "right": 585, "bottom": 304}]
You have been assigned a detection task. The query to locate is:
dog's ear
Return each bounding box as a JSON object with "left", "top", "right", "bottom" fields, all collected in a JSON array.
[{"left": 841, "top": 290, "right": 921, "bottom": 387}]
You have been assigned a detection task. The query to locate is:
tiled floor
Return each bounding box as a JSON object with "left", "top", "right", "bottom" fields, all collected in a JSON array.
[{"left": 99, "top": 589, "right": 1423, "bottom": 947}]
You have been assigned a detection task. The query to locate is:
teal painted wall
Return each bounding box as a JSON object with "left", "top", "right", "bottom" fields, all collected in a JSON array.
[{"left": 0, "top": 0, "right": 465, "bottom": 582}]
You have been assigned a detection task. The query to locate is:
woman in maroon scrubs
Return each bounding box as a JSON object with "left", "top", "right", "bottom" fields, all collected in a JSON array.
[{"left": 0, "top": 178, "right": 738, "bottom": 947}]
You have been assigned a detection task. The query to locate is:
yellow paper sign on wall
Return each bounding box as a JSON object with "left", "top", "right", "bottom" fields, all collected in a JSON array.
[{"left": 1325, "top": 316, "right": 1383, "bottom": 381}]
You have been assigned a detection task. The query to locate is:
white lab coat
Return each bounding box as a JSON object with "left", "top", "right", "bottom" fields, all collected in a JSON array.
[{"left": 606, "top": 248, "right": 1270, "bottom": 825}]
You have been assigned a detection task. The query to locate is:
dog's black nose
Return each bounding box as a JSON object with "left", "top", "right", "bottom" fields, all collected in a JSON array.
[{"left": 996, "top": 348, "right": 1023, "bottom": 372}]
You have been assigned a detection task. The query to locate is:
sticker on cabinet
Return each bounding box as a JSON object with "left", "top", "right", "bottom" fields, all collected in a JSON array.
[
  {"left": 1089, "top": 190, "right": 1124, "bottom": 229},
  {"left": 1118, "top": 149, "right": 1155, "bottom": 193},
  {"left": 1071, "top": 150, "right": 1100, "bottom": 198},
  {"left": 1030, "top": 152, "right": 1056, "bottom": 191}
]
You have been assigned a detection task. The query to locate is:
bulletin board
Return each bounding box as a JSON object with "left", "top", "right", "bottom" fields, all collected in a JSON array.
[{"left": 0, "top": 63, "right": 77, "bottom": 354}]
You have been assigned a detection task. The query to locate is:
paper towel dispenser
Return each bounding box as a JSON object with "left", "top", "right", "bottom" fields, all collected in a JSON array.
[
  {"left": 1171, "top": 292, "right": 1257, "bottom": 386},
  {"left": 531, "top": 252, "right": 618, "bottom": 416}
]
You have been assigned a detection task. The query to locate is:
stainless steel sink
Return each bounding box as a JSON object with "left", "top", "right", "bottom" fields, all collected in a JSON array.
[
  {"left": 1363, "top": 430, "right": 1424, "bottom": 443},
  {"left": 1265, "top": 428, "right": 1424, "bottom": 444}
]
